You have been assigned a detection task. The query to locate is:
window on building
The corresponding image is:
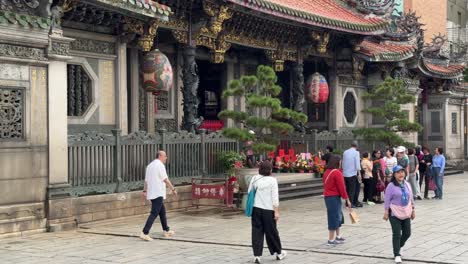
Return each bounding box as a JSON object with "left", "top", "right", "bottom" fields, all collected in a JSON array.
[
  {"left": 344, "top": 91, "right": 356, "bottom": 124},
  {"left": 67, "top": 65, "right": 93, "bottom": 117},
  {"left": 458, "top": 11, "right": 462, "bottom": 27},
  {"left": 431, "top": 112, "right": 441, "bottom": 134},
  {"left": 452, "top": 112, "right": 458, "bottom": 134},
  {"left": 0, "top": 87, "right": 24, "bottom": 140}
]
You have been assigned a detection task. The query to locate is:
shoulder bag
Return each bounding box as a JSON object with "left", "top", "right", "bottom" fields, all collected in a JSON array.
[{"left": 245, "top": 176, "right": 263, "bottom": 217}]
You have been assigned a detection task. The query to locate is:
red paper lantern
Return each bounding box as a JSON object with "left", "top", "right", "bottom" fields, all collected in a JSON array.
[
  {"left": 142, "top": 49, "right": 173, "bottom": 92},
  {"left": 306, "top": 73, "right": 329, "bottom": 104}
]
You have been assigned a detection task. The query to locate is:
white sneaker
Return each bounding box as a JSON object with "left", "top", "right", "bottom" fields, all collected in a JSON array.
[
  {"left": 276, "top": 250, "right": 287, "bottom": 260},
  {"left": 367, "top": 201, "right": 375, "bottom": 205},
  {"left": 164, "top": 230, "right": 175, "bottom": 237},
  {"left": 139, "top": 232, "right": 153, "bottom": 241},
  {"left": 395, "top": 256, "right": 402, "bottom": 263},
  {"left": 253, "top": 256, "right": 261, "bottom": 263}
]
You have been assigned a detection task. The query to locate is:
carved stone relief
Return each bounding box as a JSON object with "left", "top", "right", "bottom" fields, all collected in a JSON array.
[
  {"left": 156, "top": 119, "right": 177, "bottom": 132},
  {"left": 70, "top": 38, "right": 115, "bottom": 55},
  {"left": 449, "top": 98, "right": 463, "bottom": 105},
  {"left": 427, "top": 102, "right": 443, "bottom": 109},
  {"left": 0, "top": 43, "right": 46, "bottom": 61},
  {"left": 0, "top": 87, "right": 24, "bottom": 140},
  {"left": 156, "top": 92, "right": 169, "bottom": 112},
  {"left": 50, "top": 41, "right": 71, "bottom": 56}
]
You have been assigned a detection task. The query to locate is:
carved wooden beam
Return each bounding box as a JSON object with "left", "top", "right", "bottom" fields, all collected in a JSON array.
[
  {"left": 311, "top": 31, "right": 330, "bottom": 54},
  {"left": 352, "top": 55, "right": 365, "bottom": 80},
  {"left": 201, "top": 2, "right": 233, "bottom": 37},
  {"left": 137, "top": 21, "right": 158, "bottom": 52}
]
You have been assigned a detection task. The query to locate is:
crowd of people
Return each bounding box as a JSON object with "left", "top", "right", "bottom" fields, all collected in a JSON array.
[
  {"left": 322, "top": 142, "right": 446, "bottom": 263},
  {"left": 139, "top": 144, "right": 446, "bottom": 264}
]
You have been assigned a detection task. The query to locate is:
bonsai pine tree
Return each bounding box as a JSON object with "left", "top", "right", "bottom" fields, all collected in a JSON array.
[
  {"left": 353, "top": 77, "right": 422, "bottom": 147},
  {"left": 218, "top": 65, "right": 307, "bottom": 154}
]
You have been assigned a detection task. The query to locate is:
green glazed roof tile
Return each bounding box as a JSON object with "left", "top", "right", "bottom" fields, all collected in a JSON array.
[{"left": 0, "top": 11, "right": 51, "bottom": 29}]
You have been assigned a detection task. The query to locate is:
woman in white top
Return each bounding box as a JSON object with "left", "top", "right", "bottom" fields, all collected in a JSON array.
[
  {"left": 248, "top": 161, "right": 287, "bottom": 263},
  {"left": 384, "top": 148, "right": 398, "bottom": 186}
]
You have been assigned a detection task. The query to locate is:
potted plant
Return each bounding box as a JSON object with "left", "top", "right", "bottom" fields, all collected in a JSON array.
[
  {"left": 219, "top": 151, "right": 245, "bottom": 194},
  {"left": 218, "top": 65, "right": 307, "bottom": 190}
]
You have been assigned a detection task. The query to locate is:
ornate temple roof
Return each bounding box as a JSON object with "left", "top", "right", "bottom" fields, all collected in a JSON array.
[
  {"left": 418, "top": 59, "right": 465, "bottom": 79},
  {"left": 89, "top": 0, "right": 171, "bottom": 20},
  {"left": 226, "top": 0, "right": 388, "bottom": 34},
  {"left": 357, "top": 39, "right": 416, "bottom": 61}
]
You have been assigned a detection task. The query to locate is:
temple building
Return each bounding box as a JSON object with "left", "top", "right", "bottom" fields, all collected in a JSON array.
[{"left": 0, "top": 0, "right": 464, "bottom": 236}]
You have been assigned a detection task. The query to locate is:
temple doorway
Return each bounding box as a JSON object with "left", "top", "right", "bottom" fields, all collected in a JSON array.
[{"left": 197, "top": 60, "right": 225, "bottom": 129}]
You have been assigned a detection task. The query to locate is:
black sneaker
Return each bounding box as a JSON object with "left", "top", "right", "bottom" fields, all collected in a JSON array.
[{"left": 356, "top": 202, "right": 363, "bottom": 207}]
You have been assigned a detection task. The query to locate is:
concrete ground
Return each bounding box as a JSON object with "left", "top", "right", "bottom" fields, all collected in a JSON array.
[{"left": 1, "top": 173, "right": 468, "bottom": 264}]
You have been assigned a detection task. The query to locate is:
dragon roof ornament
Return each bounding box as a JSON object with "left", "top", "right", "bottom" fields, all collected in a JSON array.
[
  {"left": 345, "top": 0, "right": 395, "bottom": 16},
  {"left": 423, "top": 34, "right": 450, "bottom": 59}
]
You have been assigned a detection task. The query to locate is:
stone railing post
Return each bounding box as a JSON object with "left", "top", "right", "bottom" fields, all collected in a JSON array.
[
  {"left": 112, "top": 129, "right": 122, "bottom": 192},
  {"left": 199, "top": 129, "right": 207, "bottom": 177},
  {"left": 333, "top": 129, "right": 339, "bottom": 150},
  {"left": 159, "top": 128, "right": 167, "bottom": 151},
  {"left": 310, "top": 129, "right": 318, "bottom": 153}
]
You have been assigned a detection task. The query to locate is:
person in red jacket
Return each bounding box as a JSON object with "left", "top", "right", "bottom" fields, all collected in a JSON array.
[{"left": 323, "top": 155, "right": 351, "bottom": 245}]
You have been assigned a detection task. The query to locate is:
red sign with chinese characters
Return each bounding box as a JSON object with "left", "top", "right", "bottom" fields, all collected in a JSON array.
[{"left": 192, "top": 184, "right": 227, "bottom": 200}]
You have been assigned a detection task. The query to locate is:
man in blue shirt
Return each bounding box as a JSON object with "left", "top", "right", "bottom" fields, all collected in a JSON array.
[
  {"left": 342, "top": 142, "right": 362, "bottom": 207},
  {"left": 432, "top": 147, "right": 446, "bottom": 200}
]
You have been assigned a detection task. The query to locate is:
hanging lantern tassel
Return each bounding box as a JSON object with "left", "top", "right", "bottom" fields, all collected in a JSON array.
[{"left": 315, "top": 104, "right": 319, "bottom": 121}]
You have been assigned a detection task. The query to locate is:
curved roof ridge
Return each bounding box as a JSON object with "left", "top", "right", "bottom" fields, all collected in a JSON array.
[{"left": 227, "top": 0, "right": 388, "bottom": 35}]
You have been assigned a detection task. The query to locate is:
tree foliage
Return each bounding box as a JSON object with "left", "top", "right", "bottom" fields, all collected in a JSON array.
[
  {"left": 353, "top": 77, "right": 422, "bottom": 147},
  {"left": 218, "top": 65, "right": 307, "bottom": 154}
]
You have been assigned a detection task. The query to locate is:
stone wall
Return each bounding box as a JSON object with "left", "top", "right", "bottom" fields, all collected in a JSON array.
[
  {"left": 445, "top": 100, "right": 465, "bottom": 159},
  {"left": 0, "top": 64, "right": 49, "bottom": 237},
  {"left": 47, "top": 185, "right": 222, "bottom": 231}
]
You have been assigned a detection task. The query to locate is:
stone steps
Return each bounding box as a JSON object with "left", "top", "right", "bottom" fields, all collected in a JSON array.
[
  {"left": 273, "top": 173, "right": 323, "bottom": 200},
  {"left": 444, "top": 166, "right": 464, "bottom": 176}
]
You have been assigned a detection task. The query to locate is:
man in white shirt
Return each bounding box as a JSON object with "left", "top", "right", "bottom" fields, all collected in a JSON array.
[{"left": 140, "top": 151, "right": 177, "bottom": 241}]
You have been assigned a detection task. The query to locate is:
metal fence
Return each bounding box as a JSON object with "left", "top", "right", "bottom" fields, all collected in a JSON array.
[
  {"left": 68, "top": 129, "right": 387, "bottom": 197},
  {"left": 67, "top": 129, "right": 238, "bottom": 196},
  {"left": 279, "top": 129, "right": 388, "bottom": 155}
]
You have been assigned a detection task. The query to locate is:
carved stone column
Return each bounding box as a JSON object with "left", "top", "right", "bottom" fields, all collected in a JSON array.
[
  {"left": 129, "top": 48, "right": 140, "bottom": 133},
  {"left": 116, "top": 42, "right": 128, "bottom": 135},
  {"left": 291, "top": 62, "right": 305, "bottom": 132},
  {"left": 181, "top": 46, "right": 202, "bottom": 132},
  {"left": 47, "top": 30, "right": 74, "bottom": 199},
  {"left": 47, "top": 29, "right": 76, "bottom": 232},
  {"left": 291, "top": 63, "right": 305, "bottom": 113}
]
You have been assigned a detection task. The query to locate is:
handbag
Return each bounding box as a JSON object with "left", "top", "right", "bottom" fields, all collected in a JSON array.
[
  {"left": 376, "top": 179, "right": 385, "bottom": 192},
  {"left": 390, "top": 201, "right": 413, "bottom": 220},
  {"left": 349, "top": 209, "right": 359, "bottom": 224},
  {"left": 245, "top": 176, "right": 263, "bottom": 217},
  {"left": 244, "top": 188, "right": 256, "bottom": 217},
  {"left": 429, "top": 178, "right": 437, "bottom": 191}
]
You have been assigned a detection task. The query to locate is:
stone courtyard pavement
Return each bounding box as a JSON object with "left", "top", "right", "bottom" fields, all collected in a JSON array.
[{"left": 2, "top": 173, "right": 468, "bottom": 264}]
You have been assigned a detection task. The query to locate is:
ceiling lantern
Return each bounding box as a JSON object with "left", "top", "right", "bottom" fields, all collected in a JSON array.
[
  {"left": 142, "top": 49, "right": 173, "bottom": 93},
  {"left": 306, "top": 72, "right": 329, "bottom": 104}
]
